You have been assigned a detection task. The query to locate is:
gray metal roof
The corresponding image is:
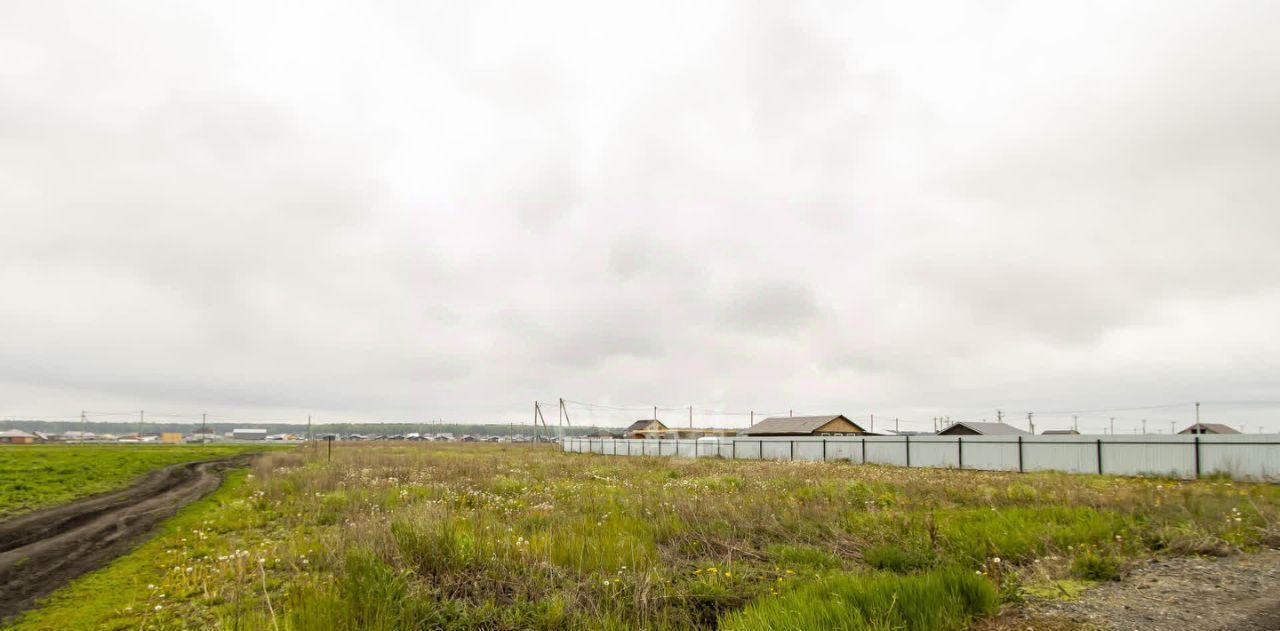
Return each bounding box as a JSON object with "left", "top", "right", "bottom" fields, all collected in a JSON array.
[
  {"left": 939, "top": 421, "right": 1030, "bottom": 436},
  {"left": 1179, "top": 423, "right": 1240, "bottom": 434},
  {"left": 744, "top": 415, "right": 864, "bottom": 435}
]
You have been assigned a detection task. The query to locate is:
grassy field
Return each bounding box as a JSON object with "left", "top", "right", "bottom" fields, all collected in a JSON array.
[
  {"left": 8, "top": 443, "right": 1280, "bottom": 630},
  {"left": 0, "top": 444, "right": 289, "bottom": 518}
]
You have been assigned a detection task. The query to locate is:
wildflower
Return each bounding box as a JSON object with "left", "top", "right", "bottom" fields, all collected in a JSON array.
[
  {"left": 155, "top": 605, "right": 163, "bottom": 612},
  {"left": 992, "top": 557, "right": 1001, "bottom": 564}
]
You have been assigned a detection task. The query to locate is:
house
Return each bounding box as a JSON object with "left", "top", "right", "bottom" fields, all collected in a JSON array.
[
  {"left": 624, "top": 419, "right": 668, "bottom": 439},
  {"left": 0, "top": 429, "right": 37, "bottom": 444},
  {"left": 937, "top": 422, "right": 1030, "bottom": 436},
  {"left": 232, "top": 428, "right": 268, "bottom": 441},
  {"left": 1042, "top": 429, "right": 1080, "bottom": 435},
  {"left": 743, "top": 415, "right": 866, "bottom": 437},
  {"left": 160, "top": 432, "right": 184, "bottom": 444},
  {"left": 1178, "top": 423, "right": 1240, "bottom": 435}
]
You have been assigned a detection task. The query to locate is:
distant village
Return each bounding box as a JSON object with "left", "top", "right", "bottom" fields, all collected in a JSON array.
[
  {"left": 0, "top": 412, "right": 1245, "bottom": 446},
  {"left": 0, "top": 428, "right": 545, "bottom": 445}
]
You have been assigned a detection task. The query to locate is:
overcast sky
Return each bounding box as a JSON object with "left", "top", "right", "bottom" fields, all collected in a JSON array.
[{"left": 3, "top": 1, "right": 1279, "bottom": 432}]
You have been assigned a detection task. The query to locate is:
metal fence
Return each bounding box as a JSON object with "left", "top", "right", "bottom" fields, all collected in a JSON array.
[{"left": 561, "top": 434, "right": 1280, "bottom": 481}]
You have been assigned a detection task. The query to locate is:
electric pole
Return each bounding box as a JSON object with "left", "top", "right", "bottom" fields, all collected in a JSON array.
[
  {"left": 689, "top": 405, "right": 692, "bottom": 429},
  {"left": 1073, "top": 415, "right": 1079, "bottom": 432},
  {"left": 1027, "top": 412, "right": 1034, "bottom": 434},
  {"left": 1109, "top": 417, "right": 1115, "bottom": 435},
  {"left": 1142, "top": 419, "right": 1147, "bottom": 434},
  {"left": 1195, "top": 401, "right": 1201, "bottom": 430},
  {"left": 81, "top": 411, "right": 86, "bottom": 441},
  {"left": 895, "top": 418, "right": 899, "bottom": 433}
]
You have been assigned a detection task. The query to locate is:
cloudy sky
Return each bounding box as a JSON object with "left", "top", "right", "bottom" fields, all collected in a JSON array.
[{"left": 3, "top": 1, "right": 1279, "bottom": 432}]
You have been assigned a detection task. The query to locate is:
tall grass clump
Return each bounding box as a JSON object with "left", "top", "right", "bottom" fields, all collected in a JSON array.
[{"left": 719, "top": 568, "right": 998, "bottom": 631}]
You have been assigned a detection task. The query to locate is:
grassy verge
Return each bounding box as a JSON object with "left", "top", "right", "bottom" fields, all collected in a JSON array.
[
  {"left": 8, "top": 444, "right": 1279, "bottom": 630},
  {"left": 0, "top": 444, "right": 291, "bottom": 518}
]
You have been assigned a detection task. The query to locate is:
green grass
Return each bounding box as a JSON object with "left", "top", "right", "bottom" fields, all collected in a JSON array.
[
  {"left": 0, "top": 444, "right": 288, "bottom": 518},
  {"left": 719, "top": 569, "right": 998, "bottom": 631},
  {"left": 7, "top": 443, "right": 1280, "bottom": 630}
]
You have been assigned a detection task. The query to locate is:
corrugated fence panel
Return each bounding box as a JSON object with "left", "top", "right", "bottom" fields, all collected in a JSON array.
[
  {"left": 905, "top": 437, "right": 960, "bottom": 469},
  {"left": 560, "top": 435, "right": 1280, "bottom": 481}
]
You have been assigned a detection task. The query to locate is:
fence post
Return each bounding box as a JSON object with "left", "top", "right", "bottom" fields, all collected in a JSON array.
[
  {"left": 861, "top": 437, "right": 867, "bottom": 464},
  {"left": 732, "top": 440, "right": 737, "bottom": 460},
  {"left": 905, "top": 435, "right": 911, "bottom": 467},
  {"left": 327, "top": 436, "right": 333, "bottom": 461},
  {"left": 1017, "top": 436, "right": 1024, "bottom": 473},
  {"left": 823, "top": 438, "right": 827, "bottom": 462},
  {"left": 790, "top": 440, "right": 795, "bottom": 461},
  {"left": 1193, "top": 435, "right": 1201, "bottom": 479},
  {"left": 759, "top": 440, "right": 763, "bottom": 460},
  {"left": 957, "top": 436, "right": 963, "bottom": 469},
  {"left": 1096, "top": 439, "right": 1103, "bottom": 475}
]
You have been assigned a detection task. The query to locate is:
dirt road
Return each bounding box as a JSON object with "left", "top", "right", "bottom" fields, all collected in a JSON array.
[
  {"left": 0, "top": 455, "right": 254, "bottom": 622},
  {"left": 1013, "top": 549, "right": 1280, "bottom": 630}
]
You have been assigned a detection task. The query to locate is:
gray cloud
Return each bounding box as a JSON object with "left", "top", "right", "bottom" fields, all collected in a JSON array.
[{"left": 2, "top": 0, "right": 1280, "bottom": 432}]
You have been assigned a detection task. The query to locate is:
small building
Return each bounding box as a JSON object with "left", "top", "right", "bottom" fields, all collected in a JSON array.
[
  {"left": 160, "top": 432, "right": 184, "bottom": 444},
  {"left": 1042, "top": 429, "right": 1080, "bottom": 435},
  {"left": 232, "top": 428, "right": 268, "bottom": 441},
  {"left": 1178, "top": 423, "right": 1240, "bottom": 435},
  {"left": 743, "top": 415, "right": 866, "bottom": 437},
  {"left": 0, "top": 429, "right": 37, "bottom": 444},
  {"left": 624, "top": 419, "right": 668, "bottom": 439},
  {"left": 937, "top": 422, "right": 1030, "bottom": 436}
]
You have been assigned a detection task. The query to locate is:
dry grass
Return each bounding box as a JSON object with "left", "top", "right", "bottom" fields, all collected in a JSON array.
[{"left": 12, "top": 442, "right": 1280, "bottom": 630}]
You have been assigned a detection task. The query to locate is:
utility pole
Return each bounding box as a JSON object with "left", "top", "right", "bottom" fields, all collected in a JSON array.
[
  {"left": 306, "top": 415, "right": 312, "bottom": 441},
  {"left": 1195, "top": 401, "right": 1201, "bottom": 430},
  {"left": 895, "top": 418, "right": 899, "bottom": 433},
  {"left": 1170, "top": 421, "right": 1175, "bottom": 434},
  {"left": 1110, "top": 417, "right": 1115, "bottom": 435},
  {"left": 997, "top": 410, "right": 1003, "bottom": 424},
  {"left": 750, "top": 410, "right": 754, "bottom": 427},
  {"left": 1073, "top": 415, "right": 1079, "bottom": 432},
  {"left": 1027, "top": 412, "right": 1034, "bottom": 434},
  {"left": 1142, "top": 419, "right": 1147, "bottom": 434},
  {"left": 81, "top": 410, "right": 86, "bottom": 441},
  {"left": 653, "top": 405, "right": 657, "bottom": 421},
  {"left": 139, "top": 410, "right": 144, "bottom": 437},
  {"left": 202, "top": 413, "right": 208, "bottom": 441},
  {"left": 533, "top": 402, "right": 540, "bottom": 443},
  {"left": 689, "top": 405, "right": 692, "bottom": 429}
]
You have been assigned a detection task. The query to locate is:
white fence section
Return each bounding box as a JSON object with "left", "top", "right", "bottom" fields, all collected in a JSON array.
[{"left": 562, "top": 434, "right": 1280, "bottom": 481}]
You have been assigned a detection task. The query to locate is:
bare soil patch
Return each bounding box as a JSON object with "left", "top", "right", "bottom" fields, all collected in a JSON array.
[
  {"left": 1007, "top": 549, "right": 1280, "bottom": 630},
  {"left": 0, "top": 455, "right": 253, "bottom": 622}
]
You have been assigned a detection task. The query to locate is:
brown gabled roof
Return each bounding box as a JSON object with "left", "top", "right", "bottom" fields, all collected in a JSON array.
[
  {"left": 1179, "top": 423, "right": 1240, "bottom": 435},
  {"left": 624, "top": 419, "right": 666, "bottom": 432},
  {"left": 744, "top": 415, "right": 864, "bottom": 435}
]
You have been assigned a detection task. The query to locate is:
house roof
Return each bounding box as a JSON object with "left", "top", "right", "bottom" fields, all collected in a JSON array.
[
  {"left": 1179, "top": 423, "right": 1240, "bottom": 434},
  {"left": 232, "top": 428, "right": 267, "bottom": 434},
  {"left": 939, "top": 421, "right": 1030, "bottom": 436},
  {"left": 624, "top": 419, "right": 666, "bottom": 432},
  {"left": 744, "top": 415, "right": 865, "bottom": 435},
  {"left": 0, "top": 429, "right": 36, "bottom": 438},
  {"left": 1041, "top": 429, "right": 1080, "bottom": 435}
]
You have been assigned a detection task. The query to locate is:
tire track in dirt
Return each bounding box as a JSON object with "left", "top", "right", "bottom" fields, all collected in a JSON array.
[{"left": 0, "top": 454, "right": 256, "bottom": 622}]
